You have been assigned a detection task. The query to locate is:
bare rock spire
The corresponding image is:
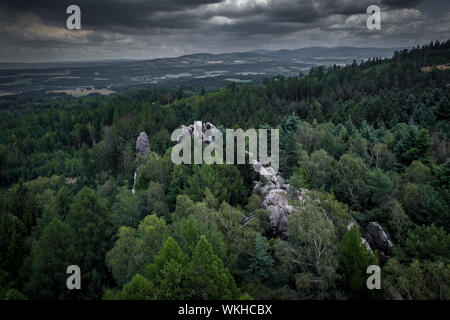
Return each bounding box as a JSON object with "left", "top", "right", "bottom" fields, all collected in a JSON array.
[{"left": 136, "top": 132, "right": 150, "bottom": 157}]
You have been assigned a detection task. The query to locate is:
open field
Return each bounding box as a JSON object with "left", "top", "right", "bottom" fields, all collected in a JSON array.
[{"left": 47, "top": 88, "right": 116, "bottom": 96}]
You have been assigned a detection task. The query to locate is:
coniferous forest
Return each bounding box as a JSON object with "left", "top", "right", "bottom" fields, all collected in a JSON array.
[{"left": 0, "top": 41, "right": 449, "bottom": 300}]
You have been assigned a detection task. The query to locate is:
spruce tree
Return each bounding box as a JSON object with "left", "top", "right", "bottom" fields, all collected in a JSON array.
[
  {"left": 66, "top": 187, "right": 113, "bottom": 299},
  {"left": 27, "top": 219, "right": 79, "bottom": 300},
  {"left": 185, "top": 235, "right": 239, "bottom": 299},
  {"left": 121, "top": 274, "right": 154, "bottom": 300},
  {"left": 246, "top": 234, "right": 275, "bottom": 282},
  {"left": 145, "top": 237, "right": 187, "bottom": 299},
  {"left": 337, "top": 226, "right": 378, "bottom": 299}
]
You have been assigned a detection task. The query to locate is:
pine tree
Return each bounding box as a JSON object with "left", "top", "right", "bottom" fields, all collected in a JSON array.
[
  {"left": 0, "top": 211, "right": 27, "bottom": 282},
  {"left": 66, "top": 187, "right": 113, "bottom": 299},
  {"left": 280, "top": 113, "right": 300, "bottom": 177},
  {"left": 246, "top": 234, "right": 275, "bottom": 282},
  {"left": 27, "top": 219, "right": 79, "bottom": 299},
  {"left": 307, "top": 100, "right": 324, "bottom": 123},
  {"left": 337, "top": 226, "right": 378, "bottom": 299},
  {"left": 185, "top": 235, "right": 239, "bottom": 299},
  {"left": 106, "top": 214, "right": 169, "bottom": 287},
  {"left": 145, "top": 237, "right": 187, "bottom": 299},
  {"left": 120, "top": 274, "right": 154, "bottom": 300},
  {"left": 105, "top": 226, "right": 137, "bottom": 287}
]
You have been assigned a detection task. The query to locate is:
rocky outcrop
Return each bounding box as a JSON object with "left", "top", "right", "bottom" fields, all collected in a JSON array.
[
  {"left": 133, "top": 132, "right": 151, "bottom": 194},
  {"left": 260, "top": 188, "right": 292, "bottom": 236},
  {"left": 171, "top": 122, "right": 396, "bottom": 251},
  {"left": 174, "top": 121, "right": 303, "bottom": 236},
  {"left": 365, "top": 222, "right": 393, "bottom": 252},
  {"left": 176, "top": 121, "right": 217, "bottom": 144},
  {"left": 253, "top": 162, "right": 310, "bottom": 237},
  {"left": 136, "top": 132, "right": 150, "bottom": 157}
]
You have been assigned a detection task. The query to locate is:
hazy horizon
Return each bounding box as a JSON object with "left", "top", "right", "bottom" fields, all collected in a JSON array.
[{"left": 0, "top": 45, "right": 406, "bottom": 64}]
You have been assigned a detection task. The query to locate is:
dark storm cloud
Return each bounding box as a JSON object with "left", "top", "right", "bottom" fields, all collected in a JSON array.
[
  {"left": 0, "top": 0, "right": 429, "bottom": 31},
  {"left": 382, "top": 0, "right": 427, "bottom": 8},
  {"left": 0, "top": 0, "right": 447, "bottom": 61},
  {"left": 263, "top": 1, "right": 322, "bottom": 23},
  {"left": 0, "top": 0, "right": 221, "bottom": 30}
]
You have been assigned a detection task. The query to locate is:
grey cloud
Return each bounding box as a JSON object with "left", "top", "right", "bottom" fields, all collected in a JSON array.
[
  {"left": 0, "top": 0, "right": 221, "bottom": 30},
  {"left": 0, "top": 0, "right": 429, "bottom": 31},
  {"left": 0, "top": 0, "right": 446, "bottom": 61},
  {"left": 382, "top": 0, "right": 427, "bottom": 8}
]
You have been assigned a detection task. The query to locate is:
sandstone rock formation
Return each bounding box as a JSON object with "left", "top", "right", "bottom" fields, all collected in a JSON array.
[
  {"left": 176, "top": 121, "right": 217, "bottom": 144},
  {"left": 171, "top": 122, "right": 397, "bottom": 248},
  {"left": 171, "top": 122, "right": 395, "bottom": 252},
  {"left": 252, "top": 157, "right": 310, "bottom": 236},
  {"left": 365, "top": 221, "right": 393, "bottom": 252},
  {"left": 136, "top": 132, "right": 150, "bottom": 157},
  {"left": 174, "top": 121, "right": 305, "bottom": 236},
  {"left": 133, "top": 132, "right": 151, "bottom": 194}
]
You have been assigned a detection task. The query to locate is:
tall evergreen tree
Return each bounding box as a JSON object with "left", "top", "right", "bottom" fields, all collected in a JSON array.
[
  {"left": 185, "top": 235, "right": 239, "bottom": 300},
  {"left": 145, "top": 237, "right": 187, "bottom": 299},
  {"left": 27, "top": 219, "right": 79, "bottom": 300},
  {"left": 66, "top": 187, "right": 114, "bottom": 299},
  {"left": 246, "top": 234, "right": 275, "bottom": 282},
  {"left": 337, "top": 226, "right": 378, "bottom": 299}
]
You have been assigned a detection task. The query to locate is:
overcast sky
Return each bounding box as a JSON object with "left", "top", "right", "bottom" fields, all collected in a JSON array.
[{"left": 0, "top": 0, "right": 448, "bottom": 62}]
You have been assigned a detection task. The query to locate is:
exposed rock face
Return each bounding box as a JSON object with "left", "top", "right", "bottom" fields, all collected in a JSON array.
[
  {"left": 136, "top": 132, "right": 150, "bottom": 157},
  {"left": 174, "top": 121, "right": 303, "bottom": 236},
  {"left": 133, "top": 132, "right": 151, "bottom": 194},
  {"left": 365, "top": 222, "right": 393, "bottom": 252},
  {"left": 262, "top": 189, "right": 291, "bottom": 236},
  {"left": 176, "top": 121, "right": 217, "bottom": 144},
  {"left": 250, "top": 147, "right": 312, "bottom": 236},
  {"left": 253, "top": 165, "right": 309, "bottom": 237},
  {"left": 173, "top": 122, "right": 394, "bottom": 248}
]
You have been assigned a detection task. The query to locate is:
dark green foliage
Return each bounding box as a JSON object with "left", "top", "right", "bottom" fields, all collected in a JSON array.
[
  {"left": 280, "top": 113, "right": 300, "bottom": 177},
  {"left": 106, "top": 214, "right": 168, "bottom": 287},
  {"left": 103, "top": 274, "right": 154, "bottom": 300},
  {"left": 0, "top": 287, "right": 27, "bottom": 300},
  {"left": 26, "top": 219, "right": 79, "bottom": 299},
  {"left": 393, "top": 124, "right": 432, "bottom": 166},
  {"left": 135, "top": 152, "right": 172, "bottom": 191},
  {"left": 172, "top": 215, "right": 227, "bottom": 261},
  {"left": 65, "top": 187, "right": 114, "bottom": 299},
  {"left": 384, "top": 258, "right": 450, "bottom": 300},
  {"left": 182, "top": 164, "right": 248, "bottom": 206},
  {"left": 396, "top": 224, "right": 450, "bottom": 263},
  {"left": 245, "top": 234, "right": 275, "bottom": 283},
  {"left": 402, "top": 183, "right": 450, "bottom": 230},
  {"left": 337, "top": 227, "right": 378, "bottom": 299},
  {"left": 144, "top": 237, "right": 187, "bottom": 299},
  {"left": 185, "top": 236, "right": 239, "bottom": 300},
  {"left": 0, "top": 211, "right": 27, "bottom": 286},
  {"left": 0, "top": 41, "right": 449, "bottom": 300}
]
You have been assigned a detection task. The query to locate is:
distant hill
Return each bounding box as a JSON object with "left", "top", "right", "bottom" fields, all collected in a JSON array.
[
  {"left": 261, "top": 46, "right": 400, "bottom": 59},
  {"left": 0, "top": 46, "right": 401, "bottom": 104},
  {"left": 0, "top": 47, "right": 400, "bottom": 70},
  {"left": 0, "top": 60, "right": 133, "bottom": 70}
]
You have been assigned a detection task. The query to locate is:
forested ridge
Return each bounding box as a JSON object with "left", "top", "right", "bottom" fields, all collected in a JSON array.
[{"left": 0, "top": 40, "right": 449, "bottom": 300}]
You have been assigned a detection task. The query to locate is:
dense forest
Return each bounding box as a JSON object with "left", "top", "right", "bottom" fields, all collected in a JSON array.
[{"left": 0, "top": 40, "right": 449, "bottom": 300}]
